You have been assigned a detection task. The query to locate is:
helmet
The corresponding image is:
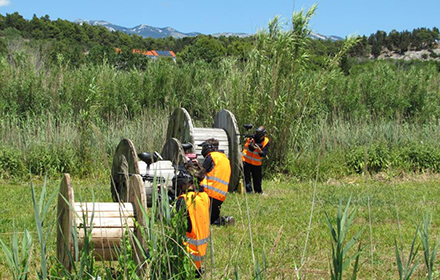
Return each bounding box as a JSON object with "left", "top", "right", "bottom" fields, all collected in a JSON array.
[
  {"left": 254, "top": 126, "right": 266, "bottom": 141},
  {"left": 198, "top": 138, "right": 219, "bottom": 158},
  {"left": 172, "top": 170, "right": 193, "bottom": 189}
]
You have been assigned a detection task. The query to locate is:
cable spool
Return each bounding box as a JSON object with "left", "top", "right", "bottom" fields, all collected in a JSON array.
[
  {"left": 111, "top": 138, "right": 177, "bottom": 206},
  {"left": 57, "top": 173, "right": 147, "bottom": 271},
  {"left": 166, "top": 108, "right": 243, "bottom": 192}
]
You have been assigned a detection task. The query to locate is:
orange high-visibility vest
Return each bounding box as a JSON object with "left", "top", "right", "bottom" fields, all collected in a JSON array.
[
  {"left": 200, "top": 151, "right": 231, "bottom": 202},
  {"left": 180, "top": 191, "right": 210, "bottom": 269},
  {"left": 242, "top": 137, "right": 269, "bottom": 166}
]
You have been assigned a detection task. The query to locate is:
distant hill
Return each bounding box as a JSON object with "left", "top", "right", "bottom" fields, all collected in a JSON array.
[
  {"left": 75, "top": 20, "right": 201, "bottom": 39},
  {"left": 309, "top": 32, "right": 343, "bottom": 42},
  {"left": 75, "top": 19, "right": 342, "bottom": 41}
]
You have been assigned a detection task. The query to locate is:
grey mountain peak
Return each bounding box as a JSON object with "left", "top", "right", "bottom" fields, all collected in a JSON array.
[{"left": 74, "top": 19, "right": 342, "bottom": 41}]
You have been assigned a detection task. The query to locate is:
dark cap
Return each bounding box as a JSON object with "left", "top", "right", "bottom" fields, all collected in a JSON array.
[{"left": 197, "top": 138, "right": 219, "bottom": 148}]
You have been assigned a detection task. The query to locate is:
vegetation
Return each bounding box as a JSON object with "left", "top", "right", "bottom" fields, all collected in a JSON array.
[
  {"left": 0, "top": 4, "right": 440, "bottom": 279},
  {"left": 1, "top": 12, "right": 440, "bottom": 179},
  {"left": 1, "top": 175, "right": 440, "bottom": 278}
]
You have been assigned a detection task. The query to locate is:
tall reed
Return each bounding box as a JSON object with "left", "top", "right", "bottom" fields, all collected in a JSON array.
[{"left": 325, "top": 197, "right": 364, "bottom": 280}]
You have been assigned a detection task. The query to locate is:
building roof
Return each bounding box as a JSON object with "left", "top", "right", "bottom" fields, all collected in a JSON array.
[{"left": 131, "top": 49, "right": 176, "bottom": 58}]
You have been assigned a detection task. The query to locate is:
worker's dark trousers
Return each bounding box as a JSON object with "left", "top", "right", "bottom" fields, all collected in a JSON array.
[
  {"left": 243, "top": 162, "right": 263, "bottom": 193},
  {"left": 210, "top": 198, "right": 223, "bottom": 224}
]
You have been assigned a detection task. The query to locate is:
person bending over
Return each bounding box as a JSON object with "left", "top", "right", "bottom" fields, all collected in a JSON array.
[
  {"left": 173, "top": 170, "right": 210, "bottom": 278},
  {"left": 198, "top": 138, "right": 234, "bottom": 226}
]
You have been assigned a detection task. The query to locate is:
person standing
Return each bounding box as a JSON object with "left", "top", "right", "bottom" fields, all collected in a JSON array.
[
  {"left": 242, "top": 126, "right": 270, "bottom": 194},
  {"left": 173, "top": 170, "right": 210, "bottom": 278},
  {"left": 198, "top": 138, "right": 234, "bottom": 225}
]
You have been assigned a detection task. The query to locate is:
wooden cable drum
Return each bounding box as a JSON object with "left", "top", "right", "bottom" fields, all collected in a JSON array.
[
  {"left": 57, "top": 173, "right": 146, "bottom": 271},
  {"left": 166, "top": 108, "right": 243, "bottom": 192},
  {"left": 161, "top": 137, "right": 187, "bottom": 168},
  {"left": 111, "top": 138, "right": 176, "bottom": 206},
  {"left": 111, "top": 138, "right": 139, "bottom": 202}
]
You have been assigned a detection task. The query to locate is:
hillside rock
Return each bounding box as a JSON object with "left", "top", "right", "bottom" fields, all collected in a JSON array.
[{"left": 378, "top": 48, "right": 440, "bottom": 61}]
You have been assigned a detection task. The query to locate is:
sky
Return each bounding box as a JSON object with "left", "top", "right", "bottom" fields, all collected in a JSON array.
[{"left": 0, "top": 0, "right": 439, "bottom": 38}]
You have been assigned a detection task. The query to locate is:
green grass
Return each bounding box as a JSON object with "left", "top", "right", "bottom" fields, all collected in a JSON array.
[{"left": 1, "top": 175, "right": 440, "bottom": 279}]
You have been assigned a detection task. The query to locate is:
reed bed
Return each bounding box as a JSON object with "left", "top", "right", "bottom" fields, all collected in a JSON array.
[{"left": 1, "top": 6, "right": 440, "bottom": 279}]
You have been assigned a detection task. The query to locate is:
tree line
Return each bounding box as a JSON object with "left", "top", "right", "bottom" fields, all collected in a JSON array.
[{"left": 0, "top": 12, "right": 439, "bottom": 69}]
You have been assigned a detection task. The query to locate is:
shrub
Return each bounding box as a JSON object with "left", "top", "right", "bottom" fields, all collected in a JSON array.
[
  {"left": 346, "top": 142, "right": 391, "bottom": 174},
  {"left": 0, "top": 147, "right": 25, "bottom": 178},
  {"left": 400, "top": 142, "right": 440, "bottom": 172},
  {"left": 26, "top": 144, "right": 80, "bottom": 176}
]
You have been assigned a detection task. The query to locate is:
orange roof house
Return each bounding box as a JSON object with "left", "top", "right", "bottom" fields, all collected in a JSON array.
[{"left": 125, "top": 48, "right": 176, "bottom": 61}]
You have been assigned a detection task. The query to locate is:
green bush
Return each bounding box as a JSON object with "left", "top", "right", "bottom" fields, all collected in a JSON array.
[
  {"left": 26, "top": 144, "right": 80, "bottom": 176},
  {"left": 400, "top": 142, "right": 440, "bottom": 172},
  {"left": 26, "top": 145, "right": 58, "bottom": 176},
  {"left": 0, "top": 147, "right": 25, "bottom": 178},
  {"left": 346, "top": 142, "right": 391, "bottom": 174}
]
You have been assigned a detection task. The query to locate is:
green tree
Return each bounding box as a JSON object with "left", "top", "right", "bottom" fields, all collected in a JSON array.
[
  {"left": 179, "top": 35, "right": 226, "bottom": 63},
  {"left": 387, "top": 29, "right": 400, "bottom": 51},
  {"left": 5, "top": 12, "right": 27, "bottom": 31},
  {"left": 399, "top": 30, "right": 411, "bottom": 53},
  {"left": 227, "top": 38, "right": 253, "bottom": 60},
  {"left": 0, "top": 14, "right": 5, "bottom": 29}
]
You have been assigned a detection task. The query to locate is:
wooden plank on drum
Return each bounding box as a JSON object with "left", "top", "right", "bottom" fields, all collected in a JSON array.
[
  {"left": 75, "top": 217, "right": 135, "bottom": 228},
  {"left": 111, "top": 138, "right": 139, "bottom": 202},
  {"left": 77, "top": 227, "right": 128, "bottom": 239},
  {"left": 74, "top": 202, "right": 134, "bottom": 213},
  {"left": 214, "top": 109, "right": 243, "bottom": 192},
  {"left": 57, "top": 173, "right": 75, "bottom": 271},
  {"left": 77, "top": 232, "right": 129, "bottom": 248},
  {"left": 192, "top": 127, "right": 226, "bottom": 134}
]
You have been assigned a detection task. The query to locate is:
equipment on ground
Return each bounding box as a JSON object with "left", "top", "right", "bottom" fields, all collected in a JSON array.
[
  {"left": 57, "top": 173, "right": 146, "bottom": 272},
  {"left": 166, "top": 108, "right": 243, "bottom": 192},
  {"left": 111, "top": 108, "right": 243, "bottom": 206}
]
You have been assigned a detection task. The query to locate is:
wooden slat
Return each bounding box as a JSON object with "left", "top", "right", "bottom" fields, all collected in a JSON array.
[
  {"left": 77, "top": 227, "right": 130, "bottom": 241},
  {"left": 74, "top": 202, "right": 133, "bottom": 213},
  {"left": 75, "top": 217, "right": 135, "bottom": 228},
  {"left": 57, "top": 173, "right": 75, "bottom": 272},
  {"left": 193, "top": 127, "right": 226, "bottom": 134},
  {"left": 77, "top": 231, "right": 133, "bottom": 248}
]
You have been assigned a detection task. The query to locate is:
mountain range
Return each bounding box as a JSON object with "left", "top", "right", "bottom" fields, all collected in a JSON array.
[{"left": 75, "top": 19, "right": 343, "bottom": 41}]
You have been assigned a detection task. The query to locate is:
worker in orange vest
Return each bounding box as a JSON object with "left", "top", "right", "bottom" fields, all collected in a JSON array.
[
  {"left": 198, "top": 138, "right": 235, "bottom": 226},
  {"left": 173, "top": 169, "right": 210, "bottom": 278},
  {"left": 242, "top": 126, "right": 270, "bottom": 194}
]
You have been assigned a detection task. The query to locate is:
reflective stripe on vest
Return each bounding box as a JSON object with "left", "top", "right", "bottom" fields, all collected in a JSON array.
[
  {"left": 191, "top": 254, "right": 205, "bottom": 261},
  {"left": 186, "top": 236, "right": 210, "bottom": 246},
  {"left": 242, "top": 152, "right": 263, "bottom": 162},
  {"left": 201, "top": 151, "right": 231, "bottom": 202},
  {"left": 206, "top": 176, "right": 229, "bottom": 186},
  {"left": 201, "top": 184, "right": 228, "bottom": 196}
]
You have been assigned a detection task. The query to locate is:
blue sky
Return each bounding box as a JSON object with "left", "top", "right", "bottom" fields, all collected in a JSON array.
[{"left": 0, "top": 0, "right": 439, "bottom": 37}]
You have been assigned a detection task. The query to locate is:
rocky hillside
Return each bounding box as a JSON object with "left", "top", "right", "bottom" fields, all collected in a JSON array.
[{"left": 378, "top": 47, "right": 440, "bottom": 61}]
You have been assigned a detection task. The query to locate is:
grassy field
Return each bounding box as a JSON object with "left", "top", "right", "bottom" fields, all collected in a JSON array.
[{"left": 1, "top": 174, "right": 439, "bottom": 279}]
